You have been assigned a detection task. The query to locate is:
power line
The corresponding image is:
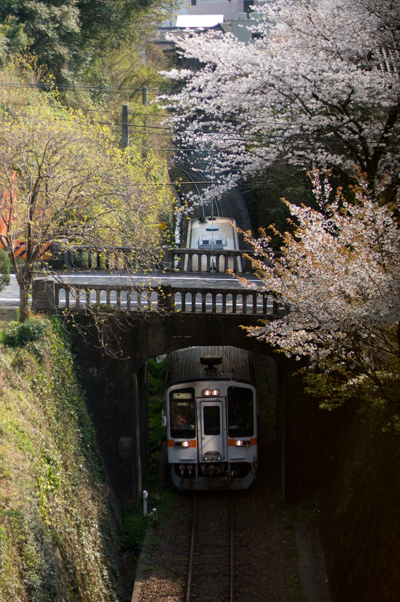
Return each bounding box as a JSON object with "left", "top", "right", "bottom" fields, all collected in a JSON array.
[
  {"left": 0, "top": 81, "right": 174, "bottom": 93},
  {"left": 3, "top": 107, "right": 324, "bottom": 144},
  {"left": 97, "top": 121, "right": 170, "bottom": 130}
]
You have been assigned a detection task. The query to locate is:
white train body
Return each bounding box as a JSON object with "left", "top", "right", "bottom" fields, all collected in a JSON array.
[
  {"left": 185, "top": 216, "right": 242, "bottom": 272},
  {"left": 166, "top": 346, "right": 257, "bottom": 490}
]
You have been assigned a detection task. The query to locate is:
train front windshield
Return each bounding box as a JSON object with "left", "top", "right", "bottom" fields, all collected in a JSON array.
[
  {"left": 203, "top": 406, "right": 221, "bottom": 435},
  {"left": 228, "top": 386, "right": 254, "bottom": 437},
  {"left": 170, "top": 389, "right": 196, "bottom": 439}
]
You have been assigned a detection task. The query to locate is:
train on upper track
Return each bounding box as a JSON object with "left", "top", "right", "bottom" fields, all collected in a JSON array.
[
  {"left": 164, "top": 345, "right": 257, "bottom": 490},
  {"left": 185, "top": 215, "right": 242, "bottom": 272}
]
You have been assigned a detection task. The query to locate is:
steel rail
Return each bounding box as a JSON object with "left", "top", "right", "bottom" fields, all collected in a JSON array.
[
  {"left": 185, "top": 493, "right": 197, "bottom": 602},
  {"left": 175, "top": 161, "right": 221, "bottom": 218},
  {"left": 186, "top": 494, "right": 235, "bottom": 602},
  {"left": 230, "top": 494, "right": 235, "bottom": 602}
]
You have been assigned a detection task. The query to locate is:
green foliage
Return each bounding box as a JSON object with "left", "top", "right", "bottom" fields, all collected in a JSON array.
[
  {"left": 2, "top": 318, "right": 48, "bottom": 347},
  {"left": 293, "top": 501, "right": 320, "bottom": 525},
  {"left": 148, "top": 357, "right": 168, "bottom": 447},
  {"left": 148, "top": 356, "right": 168, "bottom": 396},
  {"left": 148, "top": 402, "right": 167, "bottom": 447},
  {"left": 288, "top": 573, "right": 307, "bottom": 602},
  {"left": 246, "top": 163, "right": 316, "bottom": 249},
  {"left": 143, "top": 450, "right": 161, "bottom": 490},
  {"left": 0, "top": 315, "right": 120, "bottom": 601},
  {"left": 0, "top": 249, "right": 10, "bottom": 290},
  {"left": 0, "top": 75, "right": 174, "bottom": 322},
  {"left": 0, "top": 2, "right": 80, "bottom": 80},
  {"left": 120, "top": 508, "right": 148, "bottom": 552},
  {"left": 282, "top": 499, "right": 320, "bottom": 526},
  {"left": 303, "top": 352, "right": 400, "bottom": 413},
  {"left": 0, "top": 0, "right": 177, "bottom": 83},
  {"left": 0, "top": 15, "right": 31, "bottom": 57}
]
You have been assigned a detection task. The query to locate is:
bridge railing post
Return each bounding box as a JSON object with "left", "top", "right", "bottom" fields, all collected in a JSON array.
[
  {"left": 161, "top": 249, "right": 174, "bottom": 272},
  {"left": 32, "top": 278, "right": 56, "bottom": 311}
]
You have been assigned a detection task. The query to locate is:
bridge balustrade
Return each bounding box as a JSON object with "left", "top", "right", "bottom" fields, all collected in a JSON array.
[
  {"left": 54, "top": 246, "right": 255, "bottom": 274},
  {"left": 163, "top": 249, "right": 254, "bottom": 273},
  {"left": 34, "top": 280, "right": 279, "bottom": 316}
]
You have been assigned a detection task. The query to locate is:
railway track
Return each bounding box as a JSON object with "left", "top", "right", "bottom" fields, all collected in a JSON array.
[
  {"left": 186, "top": 493, "right": 235, "bottom": 602},
  {"left": 174, "top": 161, "right": 222, "bottom": 218}
]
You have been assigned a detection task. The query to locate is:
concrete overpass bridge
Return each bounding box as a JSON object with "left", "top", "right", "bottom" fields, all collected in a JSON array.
[{"left": 31, "top": 255, "right": 341, "bottom": 506}]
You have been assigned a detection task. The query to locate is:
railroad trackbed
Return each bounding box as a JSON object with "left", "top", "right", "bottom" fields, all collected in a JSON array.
[{"left": 186, "top": 492, "right": 234, "bottom": 602}]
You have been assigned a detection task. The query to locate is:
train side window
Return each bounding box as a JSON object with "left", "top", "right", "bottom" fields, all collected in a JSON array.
[
  {"left": 170, "top": 389, "right": 196, "bottom": 439},
  {"left": 203, "top": 406, "right": 221, "bottom": 435},
  {"left": 228, "top": 386, "right": 254, "bottom": 437}
]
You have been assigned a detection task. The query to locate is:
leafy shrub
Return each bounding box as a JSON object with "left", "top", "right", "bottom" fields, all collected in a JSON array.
[
  {"left": 0, "top": 249, "right": 10, "bottom": 291},
  {"left": 148, "top": 400, "right": 166, "bottom": 447},
  {"left": 120, "top": 508, "right": 148, "bottom": 552},
  {"left": 148, "top": 356, "right": 169, "bottom": 396},
  {"left": 2, "top": 319, "right": 48, "bottom": 347}
]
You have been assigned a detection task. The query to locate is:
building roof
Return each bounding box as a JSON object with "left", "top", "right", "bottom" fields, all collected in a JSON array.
[{"left": 176, "top": 14, "right": 225, "bottom": 28}]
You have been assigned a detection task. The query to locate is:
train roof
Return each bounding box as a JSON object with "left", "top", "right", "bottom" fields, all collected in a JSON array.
[
  {"left": 167, "top": 346, "right": 256, "bottom": 387},
  {"left": 187, "top": 217, "right": 239, "bottom": 250}
]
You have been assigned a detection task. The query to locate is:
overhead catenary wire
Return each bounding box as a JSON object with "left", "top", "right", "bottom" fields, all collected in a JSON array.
[
  {"left": 0, "top": 111, "right": 309, "bottom": 141},
  {"left": 0, "top": 81, "right": 175, "bottom": 93},
  {"left": 2, "top": 99, "right": 328, "bottom": 154}
]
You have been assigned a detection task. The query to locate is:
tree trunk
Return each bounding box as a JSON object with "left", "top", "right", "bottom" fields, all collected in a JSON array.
[{"left": 18, "top": 279, "right": 31, "bottom": 322}]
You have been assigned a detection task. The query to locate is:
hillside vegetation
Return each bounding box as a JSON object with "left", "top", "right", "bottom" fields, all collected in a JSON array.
[
  {"left": 0, "top": 316, "right": 121, "bottom": 601},
  {"left": 0, "top": 0, "right": 175, "bottom": 87},
  {"left": 0, "top": 61, "right": 174, "bottom": 322}
]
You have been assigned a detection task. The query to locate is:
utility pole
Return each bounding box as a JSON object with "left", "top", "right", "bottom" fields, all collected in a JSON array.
[
  {"left": 142, "top": 87, "right": 148, "bottom": 160},
  {"left": 122, "top": 104, "right": 129, "bottom": 148}
]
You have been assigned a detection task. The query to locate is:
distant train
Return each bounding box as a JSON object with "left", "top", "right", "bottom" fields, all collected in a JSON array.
[
  {"left": 164, "top": 345, "right": 257, "bottom": 490},
  {"left": 185, "top": 216, "right": 242, "bottom": 272}
]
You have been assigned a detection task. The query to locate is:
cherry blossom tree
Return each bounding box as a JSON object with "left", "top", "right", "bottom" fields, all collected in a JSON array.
[
  {"left": 163, "top": 0, "right": 400, "bottom": 205},
  {"left": 238, "top": 170, "right": 400, "bottom": 408}
]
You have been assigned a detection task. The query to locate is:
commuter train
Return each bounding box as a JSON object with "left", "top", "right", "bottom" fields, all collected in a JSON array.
[
  {"left": 165, "top": 345, "right": 257, "bottom": 490},
  {"left": 185, "top": 215, "right": 242, "bottom": 272}
]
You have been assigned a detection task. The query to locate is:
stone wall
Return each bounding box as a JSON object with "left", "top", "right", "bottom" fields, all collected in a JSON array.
[
  {"left": 69, "top": 313, "right": 345, "bottom": 505},
  {"left": 320, "top": 402, "right": 400, "bottom": 602},
  {"left": 72, "top": 324, "right": 149, "bottom": 506}
]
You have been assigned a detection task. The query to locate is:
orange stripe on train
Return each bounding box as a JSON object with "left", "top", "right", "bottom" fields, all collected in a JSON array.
[
  {"left": 228, "top": 438, "right": 258, "bottom": 447},
  {"left": 167, "top": 439, "right": 197, "bottom": 448}
]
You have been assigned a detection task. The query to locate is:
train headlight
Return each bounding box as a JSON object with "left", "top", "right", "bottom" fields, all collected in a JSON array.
[
  {"left": 234, "top": 439, "right": 251, "bottom": 447},
  {"left": 174, "top": 440, "right": 191, "bottom": 448},
  {"left": 203, "top": 389, "right": 219, "bottom": 397}
]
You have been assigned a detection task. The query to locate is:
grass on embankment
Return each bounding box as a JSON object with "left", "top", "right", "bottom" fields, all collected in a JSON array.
[{"left": 0, "top": 315, "right": 120, "bottom": 602}]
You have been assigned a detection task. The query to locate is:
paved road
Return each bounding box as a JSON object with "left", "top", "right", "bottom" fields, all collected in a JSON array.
[
  {"left": 0, "top": 275, "right": 20, "bottom": 306},
  {"left": 51, "top": 271, "right": 261, "bottom": 289}
]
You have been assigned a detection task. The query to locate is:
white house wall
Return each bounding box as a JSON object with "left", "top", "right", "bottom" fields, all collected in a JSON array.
[{"left": 175, "top": 0, "right": 253, "bottom": 21}]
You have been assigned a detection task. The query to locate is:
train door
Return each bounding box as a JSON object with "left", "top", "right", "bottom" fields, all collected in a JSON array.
[{"left": 198, "top": 400, "right": 226, "bottom": 461}]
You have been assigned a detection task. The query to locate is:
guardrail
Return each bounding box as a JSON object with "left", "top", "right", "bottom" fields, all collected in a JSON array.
[
  {"left": 162, "top": 249, "right": 254, "bottom": 273},
  {"left": 53, "top": 246, "right": 256, "bottom": 274},
  {"left": 32, "top": 280, "right": 280, "bottom": 317}
]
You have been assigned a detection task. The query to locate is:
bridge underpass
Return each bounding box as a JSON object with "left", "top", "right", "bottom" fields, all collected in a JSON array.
[{"left": 32, "top": 274, "right": 342, "bottom": 506}]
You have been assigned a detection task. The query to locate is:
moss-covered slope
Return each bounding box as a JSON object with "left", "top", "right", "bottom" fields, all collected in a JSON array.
[{"left": 0, "top": 316, "right": 120, "bottom": 601}]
